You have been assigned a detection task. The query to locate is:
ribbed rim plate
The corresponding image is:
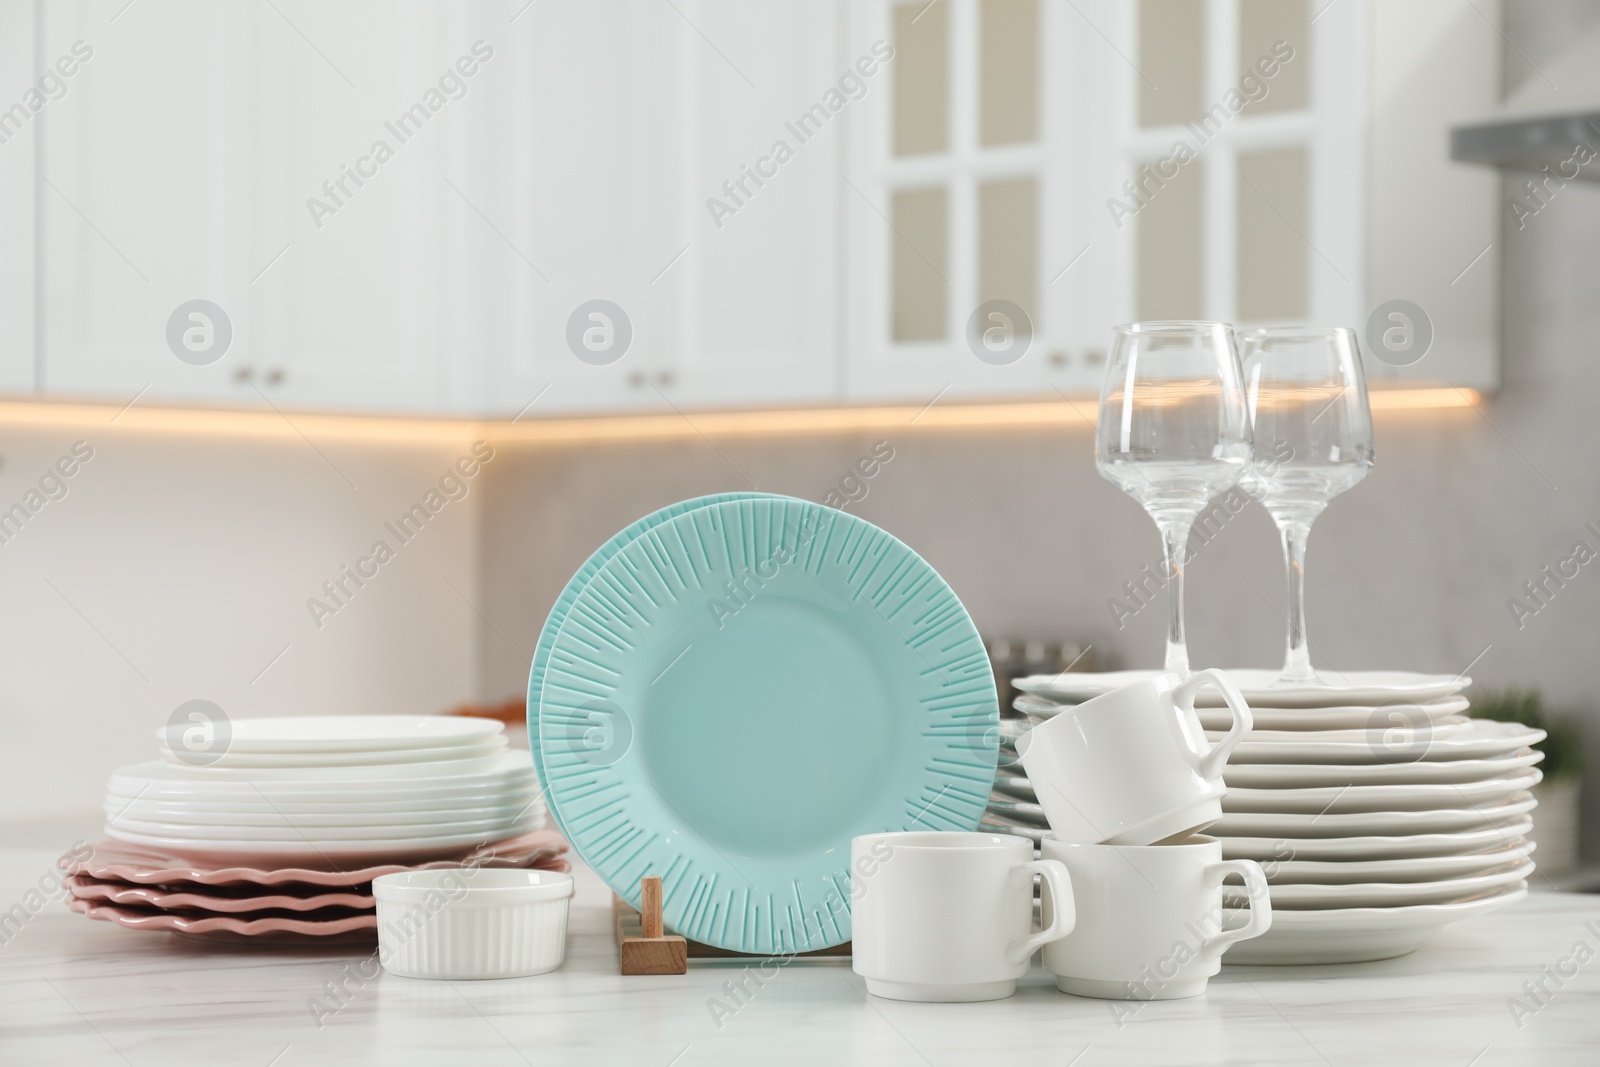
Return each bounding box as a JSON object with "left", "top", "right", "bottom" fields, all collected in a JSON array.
[
  {"left": 539, "top": 496, "right": 997, "bottom": 953},
  {"left": 528, "top": 493, "right": 774, "bottom": 837}
]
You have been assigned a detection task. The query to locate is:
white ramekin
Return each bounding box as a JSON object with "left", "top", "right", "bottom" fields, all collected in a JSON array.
[{"left": 374, "top": 868, "right": 573, "bottom": 979}]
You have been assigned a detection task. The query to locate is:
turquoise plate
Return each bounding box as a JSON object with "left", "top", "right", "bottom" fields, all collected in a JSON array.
[
  {"left": 539, "top": 496, "right": 997, "bottom": 954},
  {"left": 527, "top": 493, "right": 775, "bottom": 837}
]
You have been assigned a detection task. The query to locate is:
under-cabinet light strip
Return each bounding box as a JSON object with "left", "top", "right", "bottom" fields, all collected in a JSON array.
[{"left": 0, "top": 389, "right": 1480, "bottom": 445}]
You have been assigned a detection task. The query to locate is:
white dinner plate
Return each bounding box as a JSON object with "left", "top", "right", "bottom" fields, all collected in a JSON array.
[
  {"left": 1017, "top": 697, "right": 1472, "bottom": 732},
  {"left": 1261, "top": 841, "right": 1535, "bottom": 884},
  {"left": 106, "top": 790, "right": 547, "bottom": 825},
  {"left": 1194, "top": 699, "right": 1471, "bottom": 732},
  {"left": 106, "top": 753, "right": 535, "bottom": 797},
  {"left": 1220, "top": 719, "right": 1546, "bottom": 763},
  {"left": 1221, "top": 771, "right": 1541, "bottom": 814},
  {"left": 1221, "top": 818, "right": 1533, "bottom": 861},
  {"left": 106, "top": 775, "right": 539, "bottom": 810},
  {"left": 104, "top": 818, "right": 545, "bottom": 866},
  {"left": 1223, "top": 751, "right": 1542, "bottom": 788},
  {"left": 156, "top": 714, "right": 504, "bottom": 754},
  {"left": 990, "top": 775, "right": 1037, "bottom": 801},
  {"left": 1224, "top": 858, "right": 1536, "bottom": 909},
  {"left": 106, "top": 810, "right": 538, "bottom": 842},
  {"left": 1014, "top": 670, "right": 1471, "bottom": 707},
  {"left": 985, "top": 797, "right": 1048, "bottom": 825},
  {"left": 108, "top": 796, "right": 544, "bottom": 831},
  {"left": 1221, "top": 884, "right": 1528, "bottom": 964},
  {"left": 1212, "top": 795, "right": 1536, "bottom": 837},
  {"left": 1214, "top": 720, "right": 1476, "bottom": 746},
  {"left": 111, "top": 752, "right": 514, "bottom": 783},
  {"left": 158, "top": 740, "right": 507, "bottom": 768}
]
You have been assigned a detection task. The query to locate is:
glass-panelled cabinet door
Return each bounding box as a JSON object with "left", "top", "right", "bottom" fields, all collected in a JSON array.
[
  {"left": 1115, "top": 0, "right": 1362, "bottom": 334},
  {"left": 843, "top": 0, "right": 1499, "bottom": 403},
  {"left": 844, "top": 0, "right": 1109, "bottom": 401}
]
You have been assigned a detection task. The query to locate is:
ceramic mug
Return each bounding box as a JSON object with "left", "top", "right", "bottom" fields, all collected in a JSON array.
[
  {"left": 1039, "top": 834, "right": 1271, "bottom": 1000},
  {"left": 850, "top": 831, "right": 1075, "bottom": 1002},
  {"left": 1017, "top": 669, "right": 1252, "bottom": 845}
]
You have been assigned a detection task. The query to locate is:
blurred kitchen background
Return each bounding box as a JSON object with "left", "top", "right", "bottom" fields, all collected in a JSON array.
[{"left": 0, "top": 0, "right": 1595, "bottom": 868}]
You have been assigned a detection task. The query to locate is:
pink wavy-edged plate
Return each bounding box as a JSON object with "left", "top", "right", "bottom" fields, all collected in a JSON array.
[
  {"left": 68, "top": 896, "right": 378, "bottom": 941},
  {"left": 66, "top": 874, "right": 374, "bottom": 913},
  {"left": 72, "top": 829, "right": 569, "bottom": 887}
]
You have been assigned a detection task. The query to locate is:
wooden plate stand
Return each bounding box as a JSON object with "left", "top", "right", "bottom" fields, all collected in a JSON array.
[{"left": 614, "top": 876, "right": 851, "bottom": 975}]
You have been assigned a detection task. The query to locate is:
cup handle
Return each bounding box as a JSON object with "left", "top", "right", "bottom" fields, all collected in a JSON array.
[
  {"left": 1202, "top": 858, "right": 1272, "bottom": 959},
  {"left": 1005, "top": 859, "right": 1074, "bottom": 966},
  {"left": 1175, "top": 668, "right": 1254, "bottom": 781}
]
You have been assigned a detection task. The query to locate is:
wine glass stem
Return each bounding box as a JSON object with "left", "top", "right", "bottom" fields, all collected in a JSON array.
[
  {"left": 1277, "top": 517, "right": 1316, "bottom": 682},
  {"left": 1158, "top": 518, "right": 1193, "bottom": 677}
]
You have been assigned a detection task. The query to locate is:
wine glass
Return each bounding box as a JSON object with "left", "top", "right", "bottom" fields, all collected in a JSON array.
[
  {"left": 1096, "top": 322, "right": 1252, "bottom": 676},
  {"left": 1238, "top": 326, "right": 1375, "bottom": 684}
]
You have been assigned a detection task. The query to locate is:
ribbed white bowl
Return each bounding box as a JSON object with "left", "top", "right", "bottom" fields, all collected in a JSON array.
[{"left": 374, "top": 868, "right": 572, "bottom": 979}]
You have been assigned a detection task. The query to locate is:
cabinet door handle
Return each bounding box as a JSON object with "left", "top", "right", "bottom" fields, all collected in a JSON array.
[
  {"left": 627, "top": 371, "right": 646, "bottom": 388},
  {"left": 264, "top": 368, "right": 286, "bottom": 386},
  {"left": 233, "top": 365, "right": 254, "bottom": 383},
  {"left": 655, "top": 371, "right": 675, "bottom": 387}
]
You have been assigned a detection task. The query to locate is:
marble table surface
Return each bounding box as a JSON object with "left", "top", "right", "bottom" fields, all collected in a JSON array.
[{"left": 2, "top": 833, "right": 1599, "bottom": 1067}]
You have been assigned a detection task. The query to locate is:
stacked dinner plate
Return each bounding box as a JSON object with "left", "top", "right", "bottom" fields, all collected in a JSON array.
[
  {"left": 103, "top": 716, "right": 546, "bottom": 866},
  {"left": 981, "top": 718, "right": 1048, "bottom": 845},
  {"left": 1008, "top": 670, "right": 1541, "bottom": 964},
  {"left": 72, "top": 715, "right": 564, "bottom": 942}
]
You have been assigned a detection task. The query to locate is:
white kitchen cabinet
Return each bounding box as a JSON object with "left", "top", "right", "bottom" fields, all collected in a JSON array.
[
  {"left": 30, "top": 1, "right": 501, "bottom": 414},
  {"left": 11, "top": 0, "right": 1500, "bottom": 418},
  {"left": 0, "top": 0, "right": 39, "bottom": 394},
  {"left": 475, "top": 0, "right": 840, "bottom": 417}
]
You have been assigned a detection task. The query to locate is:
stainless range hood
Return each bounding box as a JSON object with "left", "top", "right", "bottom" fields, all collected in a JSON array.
[
  {"left": 1452, "top": 111, "right": 1600, "bottom": 180},
  {"left": 1451, "top": 14, "right": 1600, "bottom": 180}
]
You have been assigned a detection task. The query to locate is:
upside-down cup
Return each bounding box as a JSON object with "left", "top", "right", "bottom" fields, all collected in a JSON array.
[
  {"left": 1018, "top": 669, "right": 1252, "bottom": 845},
  {"left": 374, "top": 868, "right": 573, "bottom": 979}
]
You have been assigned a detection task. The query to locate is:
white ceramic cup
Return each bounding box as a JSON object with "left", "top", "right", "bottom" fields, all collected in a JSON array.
[
  {"left": 850, "top": 831, "right": 1075, "bottom": 1002},
  {"left": 1040, "top": 835, "right": 1271, "bottom": 1000},
  {"left": 1017, "top": 669, "right": 1252, "bottom": 845}
]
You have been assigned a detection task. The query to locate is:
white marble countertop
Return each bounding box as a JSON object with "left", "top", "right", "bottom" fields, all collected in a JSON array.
[{"left": 3, "top": 835, "right": 1599, "bottom": 1067}]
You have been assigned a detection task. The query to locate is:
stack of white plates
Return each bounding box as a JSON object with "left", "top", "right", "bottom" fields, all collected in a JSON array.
[
  {"left": 104, "top": 716, "right": 545, "bottom": 868},
  {"left": 1006, "top": 670, "right": 1542, "bottom": 964}
]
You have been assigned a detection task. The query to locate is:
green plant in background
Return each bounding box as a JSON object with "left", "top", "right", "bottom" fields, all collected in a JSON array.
[{"left": 1472, "top": 687, "right": 1585, "bottom": 781}]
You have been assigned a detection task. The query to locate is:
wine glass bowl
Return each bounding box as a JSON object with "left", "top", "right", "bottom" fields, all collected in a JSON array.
[
  {"left": 1096, "top": 322, "right": 1252, "bottom": 676},
  {"left": 1239, "top": 326, "right": 1375, "bottom": 684}
]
